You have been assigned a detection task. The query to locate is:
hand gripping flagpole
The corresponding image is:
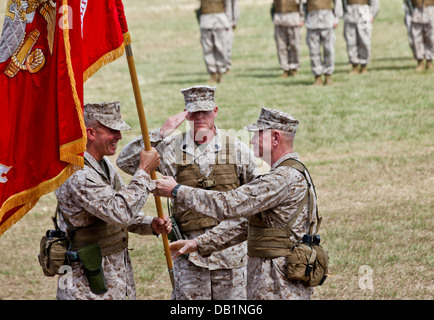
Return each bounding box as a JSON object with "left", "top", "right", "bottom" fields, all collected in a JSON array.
[{"left": 124, "top": 38, "right": 175, "bottom": 289}]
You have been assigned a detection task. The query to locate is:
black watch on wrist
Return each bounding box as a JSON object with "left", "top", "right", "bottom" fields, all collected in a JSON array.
[{"left": 171, "top": 184, "right": 181, "bottom": 198}]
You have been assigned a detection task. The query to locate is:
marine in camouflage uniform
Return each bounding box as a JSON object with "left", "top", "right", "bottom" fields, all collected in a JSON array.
[
  {"left": 409, "top": 0, "right": 434, "bottom": 71},
  {"left": 343, "top": 0, "right": 379, "bottom": 74},
  {"left": 117, "top": 86, "right": 257, "bottom": 300},
  {"left": 156, "top": 107, "right": 320, "bottom": 300},
  {"left": 199, "top": 0, "right": 240, "bottom": 83},
  {"left": 55, "top": 101, "right": 169, "bottom": 300},
  {"left": 272, "top": 0, "right": 306, "bottom": 77},
  {"left": 305, "top": 0, "right": 343, "bottom": 85}
]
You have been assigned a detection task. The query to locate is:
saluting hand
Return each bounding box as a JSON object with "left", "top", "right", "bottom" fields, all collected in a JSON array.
[{"left": 159, "top": 111, "right": 188, "bottom": 139}]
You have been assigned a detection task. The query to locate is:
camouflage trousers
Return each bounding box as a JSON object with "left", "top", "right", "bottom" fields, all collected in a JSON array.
[
  {"left": 306, "top": 28, "right": 336, "bottom": 76},
  {"left": 411, "top": 22, "right": 434, "bottom": 60},
  {"left": 172, "top": 257, "right": 247, "bottom": 300},
  {"left": 274, "top": 25, "right": 302, "bottom": 71},
  {"left": 201, "top": 28, "right": 231, "bottom": 74},
  {"left": 344, "top": 22, "right": 373, "bottom": 65}
]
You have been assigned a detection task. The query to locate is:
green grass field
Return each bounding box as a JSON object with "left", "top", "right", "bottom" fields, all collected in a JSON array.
[{"left": 0, "top": 0, "right": 433, "bottom": 300}]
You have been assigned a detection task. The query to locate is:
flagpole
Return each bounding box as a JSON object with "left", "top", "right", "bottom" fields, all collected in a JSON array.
[{"left": 124, "top": 41, "right": 175, "bottom": 289}]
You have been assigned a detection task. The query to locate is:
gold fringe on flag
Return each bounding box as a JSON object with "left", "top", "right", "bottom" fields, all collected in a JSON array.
[
  {"left": 0, "top": 164, "right": 80, "bottom": 237},
  {"left": 61, "top": 0, "right": 86, "bottom": 166},
  {"left": 0, "top": 0, "right": 86, "bottom": 237},
  {"left": 83, "top": 41, "right": 128, "bottom": 83}
]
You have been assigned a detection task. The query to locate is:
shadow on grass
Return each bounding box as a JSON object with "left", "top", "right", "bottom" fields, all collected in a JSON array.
[{"left": 159, "top": 55, "right": 420, "bottom": 86}]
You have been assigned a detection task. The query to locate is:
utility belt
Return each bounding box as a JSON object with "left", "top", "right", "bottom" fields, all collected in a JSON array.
[
  {"left": 273, "top": 0, "right": 300, "bottom": 13},
  {"left": 38, "top": 206, "right": 128, "bottom": 294},
  {"left": 200, "top": 0, "right": 225, "bottom": 14},
  {"left": 247, "top": 158, "right": 328, "bottom": 287},
  {"left": 412, "top": 0, "right": 434, "bottom": 8},
  {"left": 347, "top": 0, "right": 369, "bottom": 5},
  {"left": 171, "top": 208, "right": 219, "bottom": 233},
  {"left": 307, "top": 0, "right": 333, "bottom": 12}
]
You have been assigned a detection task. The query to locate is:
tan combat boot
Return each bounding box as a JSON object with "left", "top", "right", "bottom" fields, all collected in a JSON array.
[
  {"left": 313, "top": 75, "right": 323, "bottom": 86},
  {"left": 415, "top": 60, "right": 424, "bottom": 72},
  {"left": 350, "top": 64, "right": 359, "bottom": 74},
  {"left": 280, "top": 70, "right": 290, "bottom": 78},
  {"left": 291, "top": 69, "right": 298, "bottom": 77},
  {"left": 209, "top": 73, "right": 217, "bottom": 82},
  {"left": 217, "top": 73, "right": 224, "bottom": 83},
  {"left": 360, "top": 64, "right": 368, "bottom": 74},
  {"left": 426, "top": 60, "right": 433, "bottom": 71},
  {"left": 324, "top": 74, "right": 333, "bottom": 85}
]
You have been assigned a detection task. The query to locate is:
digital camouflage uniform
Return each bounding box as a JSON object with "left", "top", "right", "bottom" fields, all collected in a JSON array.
[
  {"left": 305, "top": 0, "right": 343, "bottom": 83},
  {"left": 343, "top": 0, "right": 379, "bottom": 71},
  {"left": 55, "top": 102, "right": 156, "bottom": 300},
  {"left": 173, "top": 108, "right": 319, "bottom": 300},
  {"left": 117, "top": 86, "right": 257, "bottom": 300},
  {"left": 409, "top": 0, "right": 434, "bottom": 70},
  {"left": 199, "top": 0, "right": 239, "bottom": 82},
  {"left": 272, "top": 0, "right": 306, "bottom": 76}
]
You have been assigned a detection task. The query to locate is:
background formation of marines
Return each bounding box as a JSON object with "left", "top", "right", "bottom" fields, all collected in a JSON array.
[{"left": 196, "top": 0, "right": 433, "bottom": 83}]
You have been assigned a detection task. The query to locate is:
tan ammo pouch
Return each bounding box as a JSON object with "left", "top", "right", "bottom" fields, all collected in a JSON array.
[
  {"left": 286, "top": 241, "right": 328, "bottom": 287},
  {"left": 38, "top": 208, "right": 68, "bottom": 277},
  {"left": 38, "top": 231, "right": 68, "bottom": 276}
]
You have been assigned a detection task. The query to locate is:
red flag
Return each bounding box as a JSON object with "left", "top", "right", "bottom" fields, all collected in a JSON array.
[
  {"left": 0, "top": 0, "right": 86, "bottom": 236},
  {"left": 82, "top": 0, "right": 129, "bottom": 81},
  {"left": 0, "top": 0, "right": 130, "bottom": 237}
]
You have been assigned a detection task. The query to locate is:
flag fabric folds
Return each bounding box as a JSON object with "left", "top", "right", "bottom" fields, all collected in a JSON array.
[
  {"left": 0, "top": 0, "right": 129, "bottom": 237},
  {"left": 82, "top": 0, "right": 129, "bottom": 81}
]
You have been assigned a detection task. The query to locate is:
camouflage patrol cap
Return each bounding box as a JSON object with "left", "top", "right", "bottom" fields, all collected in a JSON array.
[
  {"left": 84, "top": 101, "right": 131, "bottom": 131},
  {"left": 244, "top": 107, "right": 299, "bottom": 133},
  {"left": 181, "top": 86, "right": 217, "bottom": 112}
]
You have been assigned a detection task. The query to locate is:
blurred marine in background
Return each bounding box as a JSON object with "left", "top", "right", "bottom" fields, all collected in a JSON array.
[
  {"left": 305, "top": 0, "right": 343, "bottom": 85},
  {"left": 197, "top": 0, "right": 240, "bottom": 83},
  {"left": 408, "top": 0, "right": 434, "bottom": 71},
  {"left": 343, "top": 0, "right": 380, "bottom": 74},
  {"left": 271, "top": 0, "right": 306, "bottom": 78}
]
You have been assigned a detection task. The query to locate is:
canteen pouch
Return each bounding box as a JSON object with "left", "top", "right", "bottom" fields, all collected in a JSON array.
[
  {"left": 38, "top": 230, "right": 68, "bottom": 277},
  {"left": 168, "top": 216, "right": 183, "bottom": 242},
  {"left": 78, "top": 244, "right": 107, "bottom": 294},
  {"left": 286, "top": 243, "right": 329, "bottom": 287},
  {"left": 168, "top": 216, "right": 189, "bottom": 259}
]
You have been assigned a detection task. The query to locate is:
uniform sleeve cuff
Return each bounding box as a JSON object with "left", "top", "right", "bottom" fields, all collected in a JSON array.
[{"left": 133, "top": 168, "right": 156, "bottom": 191}]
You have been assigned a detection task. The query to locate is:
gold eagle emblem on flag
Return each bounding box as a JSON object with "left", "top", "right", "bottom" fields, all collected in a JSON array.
[{"left": 1, "top": 0, "right": 56, "bottom": 78}]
